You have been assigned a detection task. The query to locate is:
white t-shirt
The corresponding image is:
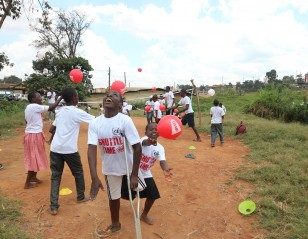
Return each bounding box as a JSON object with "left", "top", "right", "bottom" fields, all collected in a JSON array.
[
  {"left": 178, "top": 96, "right": 194, "bottom": 114},
  {"left": 210, "top": 106, "right": 225, "bottom": 124},
  {"left": 153, "top": 101, "right": 162, "bottom": 119},
  {"left": 139, "top": 136, "right": 166, "bottom": 178},
  {"left": 221, "top": 105, "right": 226, "bottom": 113},
  {"left": 122, "top": 102, "right": 132, "bottom": 114},
  {"left": 25, "top": 104, "right": 49, "bottom": 133},
  {"left": 164, "top": 91, "right": 174, "bottom": 108},
  {"left": 145, "top": 100, "right": 154, "bottom": 112},
  {"left": 51, "top": 106, "right": 95, "bottom": 154},
  {"left": 88, "top": 113, "right": 140, "bottom": 176},
  {"left": 159, "top": 98, "right": 165, "bottom": 105},
  {"left": 47, "top": 91, "right": 56, "bottom": 104}
]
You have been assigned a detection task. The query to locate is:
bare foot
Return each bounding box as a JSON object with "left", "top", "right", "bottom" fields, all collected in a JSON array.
[{"left": 141, "top": 215, "right": 154, "bottom": 225}]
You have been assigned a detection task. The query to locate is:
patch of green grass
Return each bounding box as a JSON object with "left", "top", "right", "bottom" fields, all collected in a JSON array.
[
  {"left": 0, "top": 196, "right": 33, "bottom": 239},
  {"left": 0, "top": 111, "right": 26, "bottom": 140}
]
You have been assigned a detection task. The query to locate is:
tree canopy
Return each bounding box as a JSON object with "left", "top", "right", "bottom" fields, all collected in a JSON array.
[
  {"left": 0, "top": 75, "right": 22, "bottom": 83},
  {"left": 32, "top": 9, "right": 91, "bottom": 58},
  {"left": 24, "top": 53, "right": 93, "bottom": 101},
  {"left": 0, "top": 52, "right": 13, "bottom": 71}
]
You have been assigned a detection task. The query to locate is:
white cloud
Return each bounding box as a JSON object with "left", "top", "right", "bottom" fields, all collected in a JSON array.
[{"left": 1, "top": 0, "right": 308, "bottom": 88}]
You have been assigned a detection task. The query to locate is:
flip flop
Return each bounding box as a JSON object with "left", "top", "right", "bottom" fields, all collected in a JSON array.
[
  {"left": 193, "top": 139, "right": 201, "bottom": 142},
  {"left": 185, "top": 153, "right": 196, "bottom": 159},
  {"left": 96, "top": 224, "right": 121, "bottom": 238}
]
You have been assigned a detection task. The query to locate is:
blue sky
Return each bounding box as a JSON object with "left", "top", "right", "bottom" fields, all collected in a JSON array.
[{"left": 1, "top": 0, "right": 308, "bottom": 88}]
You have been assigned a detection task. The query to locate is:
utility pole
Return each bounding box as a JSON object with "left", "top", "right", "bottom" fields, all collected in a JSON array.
[
  {"left": 108, "top": 67, "right": 110, "bottom": 91},
  {"left": 124, "top": 72, "right": 127, "bottom": 85}
]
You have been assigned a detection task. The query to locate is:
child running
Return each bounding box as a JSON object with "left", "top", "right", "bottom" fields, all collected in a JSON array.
[
  {"left": 139, "top": 122, "right": 172, "bottom": 225},
  {"left": 24, "top": 91, "right": 62, "bottom": 189},
  {"left": 48, "top": 88, "right": 95, "bottom": 215}
]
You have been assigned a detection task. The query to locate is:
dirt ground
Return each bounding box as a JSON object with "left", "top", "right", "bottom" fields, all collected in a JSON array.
[{"left": 0, "top": 117, "right": 261, "bottom": 239}]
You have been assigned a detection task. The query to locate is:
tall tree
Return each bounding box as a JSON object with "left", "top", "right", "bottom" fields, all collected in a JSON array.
[
  {"left": 0, "top": 0, "right": 50, "bottom": 29},
  {"left": 24, "top": 53, "right": 93, "bottom": 100},
  {"left": 0, "top": 52, "right": 13, "bottom": 71},
  {"left": 32, "top": 9, "right": 91, "bottom": 58},
  {"left": 266, "top": 69, "right": 278, "bottom": 83},
  {"left": 1, "top": 75, "right": 22, "bottom": 83},
  {"left": 0, "top": 0, "right": 21, "bottom": 29}
]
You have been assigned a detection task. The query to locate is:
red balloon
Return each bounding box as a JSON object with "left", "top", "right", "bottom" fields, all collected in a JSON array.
[
  {"left": 137, "top": 68, "right": 142, "bottom": 72},
  {"left": 181, "top": 113, "right": 185, "bottom": 118},
  {"left": 111, "top": 80, "right": 126, "bottom": 95},
  {"left": 174, "top": 109, "right": 179, "bottom": 113},
  {"left": 152, "top": 87, "right": 156, "bottom": 92},
  {"left": 69, "top": 69, "right": 83, "bottom": 83},
  {"left": 159, "top": 104, "right": 166, "bottom": 111},
  {"left": 145, "top": 105, "right": 151, "bottom": 112},
  {"left": 157, "top": 115, "right": 183, "bottom": 139}
]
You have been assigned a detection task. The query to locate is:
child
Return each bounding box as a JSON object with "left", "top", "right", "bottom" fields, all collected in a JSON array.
[
  {"left": 24, "top": 91, "right": 62, "bottom": 189},
  {"left": 121, "top": 97, "right": 132, "bottom": 117},
  {"left": 210, "top": 99, "right": 225, "bottom": 147},
  {"left": 87, "top": 90, "right": 143, "bottom": 237},
  {"left": 145, "top": 96, "right": 154, "bottom": 124},
  {"left": 48, "top": 88, "right": 95, "bottom": 215},
  {"left": 170, "top": 89, "right": 201, "bottom": 142},
  {"left": 139, "top": 122, "right": 172, "bottom": 225},
  {"left": 152, "top": 94, "right": 162, "bottom": 123}
]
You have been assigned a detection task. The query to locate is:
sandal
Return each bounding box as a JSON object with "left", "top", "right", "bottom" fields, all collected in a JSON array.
[
  {"left": 193, "top": 138, "right": 201, "bottom": 142},
  {"left": 77, "top": 195, "right": 91, "bottom": 203},
  {"left": 96, "top": 224, "right": 121, "bottom": 238},
  {"left": 185, "top": 153, "right": 196, "bottom": 159}
]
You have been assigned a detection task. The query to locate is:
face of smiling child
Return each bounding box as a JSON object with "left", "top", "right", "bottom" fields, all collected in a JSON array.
[{"left": 146, "top": 123, "right": 158, "bottom": 140}]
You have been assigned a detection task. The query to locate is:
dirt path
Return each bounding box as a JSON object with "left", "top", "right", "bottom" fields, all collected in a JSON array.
[{"left": 0, "top": 117, "right": 260, "bottom": 239}]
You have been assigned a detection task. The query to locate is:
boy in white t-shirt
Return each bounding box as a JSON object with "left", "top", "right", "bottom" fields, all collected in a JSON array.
[
  {"left": 145, "top": 96, "right": 154, "bottom": 124},
  {"left": 163, "top": 86, "right": 174, "bottom": 115},
  {"left": 138, "top": 122, "right": 172, "bottom": 225},
  {"left": 48, "top": 88, "right": 95, "bottom": 216},
  {"left": 87, "top": 90, "right": 143, "bottom": 237},
  {"left": 210, "top": 99, "right": 225, "bottom": 147},
  {"left": 171, "top": 89, "right": 201, "bottom": 142},
  {"left": 152, "top": 94, "right": 162, "bottom": 124}
]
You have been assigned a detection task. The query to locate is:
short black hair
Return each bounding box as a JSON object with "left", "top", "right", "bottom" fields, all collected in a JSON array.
[
  {"left": 27, "top": 91, "right": 37, "bottom": 103},
  {"left": 214, "top": 99, "right": 219, "bottom": 106},
  {"left": 62, "top": 88, "right": 77, "bottom": 103},
  {"left": 180, "top": 89, "right": 187, "bottom": 94},
  {"left": 145, "top": 122, "right": 157, "bottom": 131}
]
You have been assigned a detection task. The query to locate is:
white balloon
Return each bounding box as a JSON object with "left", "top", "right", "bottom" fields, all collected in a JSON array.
[
  {"left": 208, "top": 89, "right": 215, "bottom": 96},
  {"left": 36, "top": 50, "right": 46, "bottom": 60},
  {"left": 43, "top": 68, "right": 48, "bottom": 75}
]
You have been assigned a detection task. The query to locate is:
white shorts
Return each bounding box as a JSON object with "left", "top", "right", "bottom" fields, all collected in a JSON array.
[
  {"left": 105, "top": 173, "right": 146, "bottom": 200},
  {"left": 105, "top": 175, "right": 123, "bottom": 200}
]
